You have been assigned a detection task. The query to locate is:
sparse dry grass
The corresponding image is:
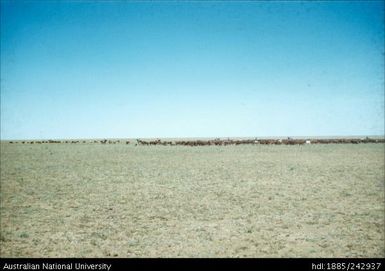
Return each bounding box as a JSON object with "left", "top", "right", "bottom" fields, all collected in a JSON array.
[{"left": 0, "top": 143, "right": 384, "bottom": 257}]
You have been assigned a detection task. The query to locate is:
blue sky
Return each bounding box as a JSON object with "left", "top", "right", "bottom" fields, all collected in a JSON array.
[{"left": 1, "top": 1, "right": 384, "bottom": 139}]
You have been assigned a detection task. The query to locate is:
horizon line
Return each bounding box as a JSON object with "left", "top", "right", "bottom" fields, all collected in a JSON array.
[{"left": 1, "top": 135, "right": 385, "bottom": 141}]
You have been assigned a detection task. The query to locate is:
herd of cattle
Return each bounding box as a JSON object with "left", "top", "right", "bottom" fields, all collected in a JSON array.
[
  {"left": 7, "top": 137, "right": 385, "bottom": 146},
  {"left": 137, "top": 138, "right": 385, "bottom": 146}
]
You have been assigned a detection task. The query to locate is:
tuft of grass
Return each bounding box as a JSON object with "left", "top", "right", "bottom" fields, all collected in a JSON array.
[{"left": 19, "top": 232, "right": 29, "bottom": 238}]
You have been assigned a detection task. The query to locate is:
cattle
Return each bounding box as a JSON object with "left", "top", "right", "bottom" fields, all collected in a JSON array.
[
  {"left": 120, "top": 137, "right": 385, "bottom": 147},
  {"left": 274, "top": 140, "right": 282, "bottom": 145},
  {"left": 137, "top": 139, "right": 149, "bottom": 146}
]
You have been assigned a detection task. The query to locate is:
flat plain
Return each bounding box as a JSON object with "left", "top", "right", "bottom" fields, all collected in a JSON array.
[{"left": 0, "top": 142, "right": 384, "bottom": 257}]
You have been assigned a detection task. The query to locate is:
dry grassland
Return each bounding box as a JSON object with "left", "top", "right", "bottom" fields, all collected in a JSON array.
[{"left": 0, "top": 143, "right": 384, "bottom": 257}]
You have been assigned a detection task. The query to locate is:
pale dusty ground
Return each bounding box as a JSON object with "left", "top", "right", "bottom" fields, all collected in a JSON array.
[{"left": 0, "top": 143, "right": 384, "bottom": 257}]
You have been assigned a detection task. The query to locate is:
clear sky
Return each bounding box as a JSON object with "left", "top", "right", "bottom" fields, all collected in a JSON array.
[{"left": 1, "top": 1, "right": 384, "bottom": 140}]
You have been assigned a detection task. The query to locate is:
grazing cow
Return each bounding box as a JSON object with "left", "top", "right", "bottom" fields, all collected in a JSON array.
[{"left": 137, "top": 139, "right": 149, "bottom": 146}]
